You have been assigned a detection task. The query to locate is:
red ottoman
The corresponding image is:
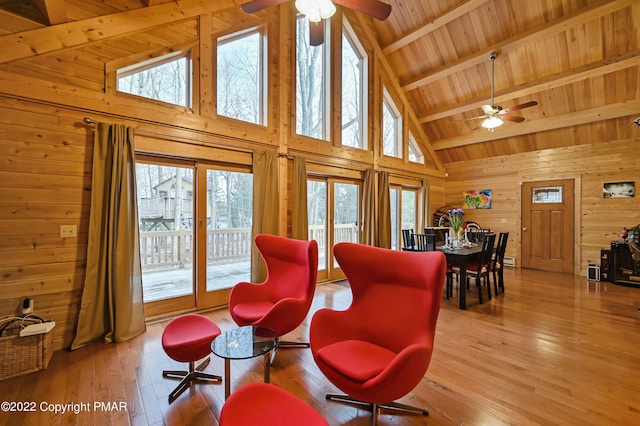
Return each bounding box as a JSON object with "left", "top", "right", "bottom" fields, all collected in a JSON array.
[
  {"left": 220, "top": 383, "right": 328, "bottom": 426},
  {"left": 162, "top": 313, "right": 222, "bottom": 403}
]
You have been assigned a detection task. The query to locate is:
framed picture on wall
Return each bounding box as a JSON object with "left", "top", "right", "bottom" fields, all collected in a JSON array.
[
  {"left": 603, "top": 181, "right": 634, "bottom": 198},
  {"left": 463, "top": 189, "right": 492, "bottom": 209}
]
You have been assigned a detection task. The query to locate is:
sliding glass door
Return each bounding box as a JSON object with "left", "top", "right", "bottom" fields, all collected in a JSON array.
[
  {"left": 308, "top": 177, "right": 360, "bottom": 281},
  {"left": 136, "top": 156, "right": 252, "bottom": 317},
  {"left": 390, "top": 186, "right": 418, "bottom": 250}
]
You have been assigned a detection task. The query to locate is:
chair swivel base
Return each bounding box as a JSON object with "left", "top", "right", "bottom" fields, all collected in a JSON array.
[
  {"left": 163, "top": 357, "right": 222, "bottom": 403},
  {"left": 269, "top": 338, "right": 310, "bottom": 365},
  {"left": 326, "top": 393, "right": 428, "bottom": 426}
]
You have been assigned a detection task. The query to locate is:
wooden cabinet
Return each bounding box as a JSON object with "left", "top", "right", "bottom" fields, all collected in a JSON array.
[{"left": 611, "top": 242, "right": 640, "bottom": 288}]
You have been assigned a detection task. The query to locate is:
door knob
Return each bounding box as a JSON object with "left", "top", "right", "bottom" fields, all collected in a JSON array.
[{"left": 522, "top": 227, "right": 527, "bottom": 232}]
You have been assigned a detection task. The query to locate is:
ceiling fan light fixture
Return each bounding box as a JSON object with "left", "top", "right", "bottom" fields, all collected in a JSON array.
[
  {"left": 295, "top": 0, "right": 336, "bottom": 22},
  {"left": 481, "top": 115, "right": 504, "bottom": 129}
]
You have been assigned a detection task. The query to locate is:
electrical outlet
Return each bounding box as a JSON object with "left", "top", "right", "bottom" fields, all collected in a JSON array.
[
  {"left": 60, "top": 225, "right": 77, "bottom": 238},
  {"left": 501, "top": 218, "right": 507, "bottom": 223},
  {"left": 22, "top": 297, "right": 33, "bottom": 314}
]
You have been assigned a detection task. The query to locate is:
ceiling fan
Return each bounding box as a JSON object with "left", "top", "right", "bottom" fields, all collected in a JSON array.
[
  {"left": 241, "top": 0, "right": 392, "bottom": 46},
  {"left": 469, "top": 51, "right": 538, "bottom": 131}
]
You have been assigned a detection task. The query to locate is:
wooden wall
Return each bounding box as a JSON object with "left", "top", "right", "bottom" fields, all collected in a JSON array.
[
  {"left": 0, "top": 3, "right": 444, "bottom": 351},
  {"left": 443, "top": 136, "right": 640, "bottom": 274}
]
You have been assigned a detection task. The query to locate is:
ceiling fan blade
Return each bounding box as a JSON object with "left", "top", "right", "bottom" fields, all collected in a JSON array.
[
  {"left": 504, "top": 100, "right": 538, "bottom": 112},
  {"left": 502, "top": 114, "right": 526, "bottom": 123},
  {"left": 333, "top": 0, "right": 392, "bottom": 20},
  {"left": 309, "top": 21, "right": 325, "bottom": 46},
  {"left": 241, "top": 0, "right": 289, "bottom": 14}
]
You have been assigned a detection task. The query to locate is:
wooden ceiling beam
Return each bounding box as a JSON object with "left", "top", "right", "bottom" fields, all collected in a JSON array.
[
  {"left": 0, "top": 0, "right": 238, "bottom": 64},
  {"left": 401, "top": 0, "right": 635, "bottom": 92},
  {"left": 432, "top": 98, "right": 640, "bottom": 150},
  {"left": 382, "top": 0, "right": 489, "bottom": 55},
  {"left": 141, "top": 0, "right": 174, "bottom": 5},
  {"left": 419, "top": 51, "right": 640, "bottom": 123},
  {"left": 32, "top": 0, "right": 66, "bottom": 25}
]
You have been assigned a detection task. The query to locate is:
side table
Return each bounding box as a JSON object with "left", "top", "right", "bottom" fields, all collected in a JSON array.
[{"left": 211, "top": 326, "right": 277, "bottom": 399}]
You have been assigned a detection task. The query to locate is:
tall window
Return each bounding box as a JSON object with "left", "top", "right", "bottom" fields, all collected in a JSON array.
[
  {"left": 408, "top": 131, "right": 425, "bottom": 164},
  {"left": 217, "top": 27, "right": 267, "bottom": 125},
  {"left": 382, "top": 88, "right": 402, "bottom": 158},
  {"left": 117, "top": 51, "right": 191, "bottom": 107},
  {"left": 341, "top": 21, "right": 367, "bottom": 149},
  {"left": 296, "top": 17, "right": 330, "bottom": 140}
]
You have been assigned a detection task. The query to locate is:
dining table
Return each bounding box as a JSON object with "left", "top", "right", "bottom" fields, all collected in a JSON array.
[{"left": 437, "top": 244, "right": 483, "bottom": 310}]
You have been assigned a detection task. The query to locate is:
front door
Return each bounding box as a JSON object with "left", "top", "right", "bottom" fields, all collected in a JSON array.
[{"left": 521, "top": 179, "right": 574, "bottom": 273}]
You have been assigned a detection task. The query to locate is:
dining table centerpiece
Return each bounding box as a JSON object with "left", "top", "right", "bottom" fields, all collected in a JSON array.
[{"left": 447, "top": 208, "right": 464, "bottom": 246}]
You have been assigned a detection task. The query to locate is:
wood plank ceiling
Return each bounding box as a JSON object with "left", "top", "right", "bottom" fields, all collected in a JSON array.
[{"left": 1, "top": 0, "right": 638, "bottom": 163}]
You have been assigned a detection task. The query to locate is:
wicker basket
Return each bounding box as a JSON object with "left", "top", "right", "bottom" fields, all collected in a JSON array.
[{"left": 0, "top": 326, "right": 54, "bottom": 381}]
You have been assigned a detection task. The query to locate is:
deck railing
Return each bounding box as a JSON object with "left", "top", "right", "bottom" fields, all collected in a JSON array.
[{"left": 139, "top": 224, "right": 358, "bottom": 270}]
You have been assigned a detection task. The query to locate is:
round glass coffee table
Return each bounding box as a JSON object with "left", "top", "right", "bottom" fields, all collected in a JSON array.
[{"left": 211, "top": 326, "right": 277, "bottom": 399}]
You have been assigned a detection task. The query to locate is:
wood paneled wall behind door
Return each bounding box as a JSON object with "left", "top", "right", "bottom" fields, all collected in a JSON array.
[{"left": 443, "top": 137, "right": 640, "bottom": 274}]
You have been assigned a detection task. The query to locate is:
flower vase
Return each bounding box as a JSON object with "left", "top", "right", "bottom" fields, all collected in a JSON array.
[{"left": 450, "top": 227, "right": 460, "bottom": 248}]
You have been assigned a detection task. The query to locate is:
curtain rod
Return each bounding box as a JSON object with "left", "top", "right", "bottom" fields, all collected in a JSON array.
[{"left": 83, "top": 117, "right": 95, "bottom": 125}]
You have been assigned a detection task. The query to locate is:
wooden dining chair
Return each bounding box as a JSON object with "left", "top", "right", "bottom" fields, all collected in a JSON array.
[
  {"left": 490, "top": 232, "right": 509, "bottom": 295},
  {"left": 414, "top": 233, "right": 436, "bottom": 251},
  {"left": 402, "top": 229, "right": 416, "bottom": 251},
  {"left": 465, "top": 232, "right": 497, "bottom": 304}
]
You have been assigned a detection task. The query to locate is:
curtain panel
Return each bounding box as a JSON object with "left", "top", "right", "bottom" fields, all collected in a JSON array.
[
  {"left": 361, "top": 168, "right": 376, "bottom": 246},
  {"left": 251, "top": 150, "right": 279, "bottom": 281},
  {"left": 291, "top": 156, "right": 309, "bottom": 241},
  {"left": 71, "top": 122, "right": 146, "bottom": 350},
  {"left": 421, "top": 178, "right": 431, "bottom": 231},
  {"left": 377, "top": 171, "right": 391, "bottom": 248}
]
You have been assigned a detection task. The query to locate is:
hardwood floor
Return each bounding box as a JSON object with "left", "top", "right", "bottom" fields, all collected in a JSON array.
[{"left": 2, "top": 268, "right": 640, "bottom": 426}]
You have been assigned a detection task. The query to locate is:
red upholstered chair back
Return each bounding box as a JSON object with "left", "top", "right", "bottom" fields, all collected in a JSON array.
[
  {"left": 255, "top": 233, "right": 318, "bottom": 302},
  {"left": 331, "top": 242, "right": 446, "bottom": 356},
  {"left": 229, "top": 234, "right": 319, "bottom": 338}
]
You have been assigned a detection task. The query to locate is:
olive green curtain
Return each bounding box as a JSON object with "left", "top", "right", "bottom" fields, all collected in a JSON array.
[
  {"left": 71, "top": 122, "right": 146, "bottom": 350},
  {"left": 377, "top": 171, "right": 391, "bottom": 248},
  {"left": 361, "top": 168, "right": 375, "bottom": 245},
  {"left": 291, "top": 156, "right": 309, "bottom": 241},
  {"left": 251, "top": 150, "right": 279, "bottom": 281},
  {"left": 421, "top": 178, "right": 431, "bottom": 231}
]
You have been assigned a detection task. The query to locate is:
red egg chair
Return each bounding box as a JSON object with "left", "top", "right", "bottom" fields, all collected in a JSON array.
[
  {"left": 229, "top": 234, "right": 318, "bottom": 363},
  {"left": 219, "top": 383, "right": 328, "bottom": 426},
  {"left": 310, "top": 242, "right": 446, "bottom": 425}
]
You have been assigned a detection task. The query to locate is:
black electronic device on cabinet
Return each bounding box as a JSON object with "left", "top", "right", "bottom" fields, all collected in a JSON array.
[{"left": 600, "top": 249, "right": 611, "bottom": 282}]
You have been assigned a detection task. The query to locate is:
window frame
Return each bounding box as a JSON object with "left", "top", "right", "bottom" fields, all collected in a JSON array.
[
  {"left": 295, "top": 15, "right": 332, "bottom": 141},
  {"left": 408, "top": 130, "right": 425, "bottom": 164},
  {"left": 216, "top": 25, "right": 269, "bottom": 126},
  {"left": 115, "top": 49, "right": 194, "bottom": 109},
  {"left": 340, "top": 18, "right": 368, "bottom": 150},
  {"left": 382, "top": 87, "right": 403, "bottom": 159}
]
